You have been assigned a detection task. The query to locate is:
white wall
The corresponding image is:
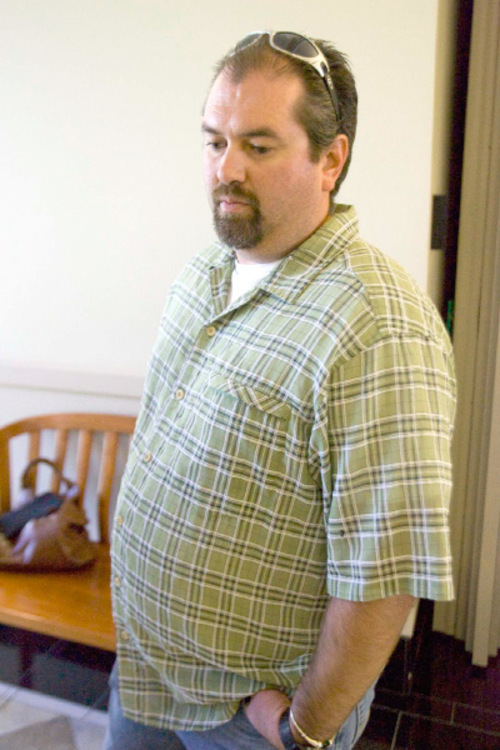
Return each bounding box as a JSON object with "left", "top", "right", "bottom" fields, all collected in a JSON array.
[{"left": 0, "top": 0, "right": 439, "bottom": 417}]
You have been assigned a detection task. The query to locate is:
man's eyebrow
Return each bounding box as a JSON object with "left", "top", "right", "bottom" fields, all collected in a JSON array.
[
  {"left": 201, "top": 123, "right": 281, "bottom": 140},
  {"left": 240, "top": 127, "right": 281, "bottom": 139},
  {"left": 201, "top": 124, "right": 221, "bottom": 135}
]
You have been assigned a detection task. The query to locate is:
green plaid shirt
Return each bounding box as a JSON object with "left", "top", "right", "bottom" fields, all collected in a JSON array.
[{"left": 111, "top": 204, "right": 456, "bottom": 730}]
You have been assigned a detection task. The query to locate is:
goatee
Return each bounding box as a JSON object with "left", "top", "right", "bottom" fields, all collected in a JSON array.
[{"left": 211, "top": 185, "right": 264, "bottom": 249}]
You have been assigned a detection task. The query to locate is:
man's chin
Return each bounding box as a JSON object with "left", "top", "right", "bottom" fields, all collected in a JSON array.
[{"left": 213, "top": 215, "right": 264, "bottom": 250}]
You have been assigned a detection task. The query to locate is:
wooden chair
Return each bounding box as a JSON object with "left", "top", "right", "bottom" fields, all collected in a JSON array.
[{"left": 0, "top": 413, "right": 135, "bottom": 651}]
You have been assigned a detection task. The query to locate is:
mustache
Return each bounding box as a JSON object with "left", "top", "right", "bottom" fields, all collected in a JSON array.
[{"left": 212, "top": 184, "right": 260, "bottom": 209}]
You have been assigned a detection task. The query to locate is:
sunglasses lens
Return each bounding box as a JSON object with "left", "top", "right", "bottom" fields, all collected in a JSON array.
[
  {"left": 232, "top": 30, "right": 339, "bottom": 119},
  {"left": 234, "top": 32, "right": 264, "bottom": 52},
  {"left": 272, "top": 32, "right": 318, "bottom": 59}
]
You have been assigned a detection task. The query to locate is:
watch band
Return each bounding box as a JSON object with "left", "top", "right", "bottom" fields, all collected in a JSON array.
[{"left": 278, "top": 708, "right": 310, "bottom": 750}]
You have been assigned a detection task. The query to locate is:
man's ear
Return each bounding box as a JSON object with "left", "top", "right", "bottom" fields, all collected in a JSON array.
[{"left": 321, "top": 134, "right": 349, "bottom": 193}]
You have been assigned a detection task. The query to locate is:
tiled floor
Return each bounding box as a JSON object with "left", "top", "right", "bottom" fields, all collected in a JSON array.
[
  {"left": 0, "top": 601, "right": 499, "bottom": 748},
  {"left": 0, "top": 627, "right": 113, "bottom": 748},
  {"left": 0, "top": 680, "right": 108, "bottom": 749}
]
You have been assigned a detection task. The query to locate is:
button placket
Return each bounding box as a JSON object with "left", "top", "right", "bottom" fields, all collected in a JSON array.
[{"left": 170, "top": 321, "right": 221, "bottom": 408}]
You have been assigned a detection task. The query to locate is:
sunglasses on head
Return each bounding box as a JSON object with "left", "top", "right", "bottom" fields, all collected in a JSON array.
[{"left": 233, "top": 31, "right": 341, "bottom": 121}]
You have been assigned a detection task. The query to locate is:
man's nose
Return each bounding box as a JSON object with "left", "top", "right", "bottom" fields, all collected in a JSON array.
[{"left": 216, "top": 146, "right": 246, "bottom": 185}]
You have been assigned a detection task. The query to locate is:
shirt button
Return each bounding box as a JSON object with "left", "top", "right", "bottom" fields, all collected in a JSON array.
[
  {"left": 121, "top": 629, "right": 130, "bottom": 641},
  {"left": 114, "top": 576, "right": 121, "bottom": 587},
  {"left": 175, "top": 388, "right": 185, "bottom": 400},
  {"left": 206, "top": 325, "right": 216, "bottom": 337},
  {"left": 116, "top": 515, "right": 124, "bottom": 526},
  {"left": 143, "top": 451, "right": 153, "bottom": 463}
]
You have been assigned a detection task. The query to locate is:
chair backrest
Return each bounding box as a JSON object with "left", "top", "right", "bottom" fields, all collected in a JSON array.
[{"left": 0, "top": 413, "right": 136, "bottom": 544}]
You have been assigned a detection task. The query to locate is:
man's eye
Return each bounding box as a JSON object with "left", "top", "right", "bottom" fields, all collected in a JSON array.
[
  {"left": 249, "top": 144, "right": 271, "bottom": 155},
  {"left": 206, "top": 140, "right": 225, "bottom": 151}
]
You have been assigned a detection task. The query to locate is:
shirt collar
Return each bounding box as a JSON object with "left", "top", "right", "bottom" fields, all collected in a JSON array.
[
  {"left": 208, "top": 204, "right": 360, "bottom": 305},
  {"left": 262, "top": 204, "right": 360, "bottom": 302}
]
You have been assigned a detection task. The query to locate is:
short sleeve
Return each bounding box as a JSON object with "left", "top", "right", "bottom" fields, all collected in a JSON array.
[{"left": 323, "top": 334, "right": 456, "bottom": 602}]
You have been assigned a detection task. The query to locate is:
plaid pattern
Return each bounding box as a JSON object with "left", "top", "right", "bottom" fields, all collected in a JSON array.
[{"left": 111, "top": 204, "right": 456, "bottom": 730}]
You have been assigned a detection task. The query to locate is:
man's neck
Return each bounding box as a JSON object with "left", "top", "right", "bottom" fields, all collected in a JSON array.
[{"left": 234, "top": 207, "right": 333, "bottom": 265}]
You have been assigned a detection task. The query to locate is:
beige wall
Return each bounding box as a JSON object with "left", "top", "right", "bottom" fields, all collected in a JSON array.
[{"left": 0, "top": 1, "right": 444, "bottom": 425}]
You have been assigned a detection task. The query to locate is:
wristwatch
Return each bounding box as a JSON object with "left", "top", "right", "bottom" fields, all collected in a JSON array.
[
  {"left": 278, "top": 707, "right": 336, "bottom": 749},
  {"left": 278, "top": 708, "right": 310, "bottom": 750}
]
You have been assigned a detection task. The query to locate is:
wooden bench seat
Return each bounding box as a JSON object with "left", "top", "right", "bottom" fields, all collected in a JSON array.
[
  {"left": 0, "top": 413, "right": 135, "bottom": 652},
  {"left": 0, "top": 544, "right": 113, "bottom": 649}
]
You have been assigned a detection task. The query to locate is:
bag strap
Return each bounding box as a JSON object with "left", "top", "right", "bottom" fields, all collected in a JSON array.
[{"left": 21, "top": 458, "right": 77, "bottom": 495}]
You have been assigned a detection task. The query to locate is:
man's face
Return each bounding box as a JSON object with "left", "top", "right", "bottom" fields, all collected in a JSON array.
[{"left": 202, "top": 69, "right": 335, "bottom": 263}]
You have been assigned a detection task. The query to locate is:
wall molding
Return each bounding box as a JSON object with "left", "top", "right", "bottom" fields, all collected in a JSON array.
[
  {"left": 432, "top": 0, "right": 500, "bottom": 665},
  {"left": 0, "top": 362, "right": 143, "bottom": 401}
]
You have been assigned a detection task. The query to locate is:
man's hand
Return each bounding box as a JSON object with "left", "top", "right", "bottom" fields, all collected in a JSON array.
[{"left": 244, "top": 689, "right": 291, "bottom": 749}]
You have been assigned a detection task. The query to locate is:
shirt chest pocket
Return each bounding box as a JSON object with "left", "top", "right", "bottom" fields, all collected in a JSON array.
[
  {"left": 206, "top": 374, "right": 291, "bottom": 421},
  {"left": 197, "top": 374, "right": 292, "bottom": 514},
  {"left": 203, "top": 374, "right": 291, "bottom": 468}
]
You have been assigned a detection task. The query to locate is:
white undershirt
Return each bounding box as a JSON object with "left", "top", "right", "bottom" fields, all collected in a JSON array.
[{"left": 229, "top": 258, "right": 281, "bottom": 304}]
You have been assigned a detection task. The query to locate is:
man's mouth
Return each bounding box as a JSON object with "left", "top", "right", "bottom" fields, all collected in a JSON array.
[
  {"left": 217, "top": 198, "right": 251, "bottom": 213},
  {"left": 213, "top": 186, "right": 258, "bottom": 215}
]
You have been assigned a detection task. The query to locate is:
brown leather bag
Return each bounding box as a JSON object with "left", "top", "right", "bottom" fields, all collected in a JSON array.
[{"left": 0, "top": 458, "right": 96, "bottom": 571}]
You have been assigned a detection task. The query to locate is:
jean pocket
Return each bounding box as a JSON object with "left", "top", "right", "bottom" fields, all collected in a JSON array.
[
  {"left": 237, "top": 704, "right": 276, "bottom": 747},
  {"left": 333, "top": 683, "right": 376, "bottom": 749}
]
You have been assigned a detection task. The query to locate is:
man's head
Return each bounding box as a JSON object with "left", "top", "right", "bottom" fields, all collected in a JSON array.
[
  {"left": 212, "top": 33, "right": 357, "bottom": 192},
  {"left": 202, "top": 31, "right": 357, "bottom": 262}
]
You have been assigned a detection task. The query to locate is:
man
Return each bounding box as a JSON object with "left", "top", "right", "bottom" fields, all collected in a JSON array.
[{"left": 106, "top": 31, "right": 455, "bottom": 750}]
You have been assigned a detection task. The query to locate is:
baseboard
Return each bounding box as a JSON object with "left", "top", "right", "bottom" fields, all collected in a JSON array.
[{"left": 0, "top": 362, "right": 143, "bottom": 400}]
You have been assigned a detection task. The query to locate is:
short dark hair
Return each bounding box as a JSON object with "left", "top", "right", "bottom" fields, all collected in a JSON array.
[{"left": 211, "top": 34, "right": 358, "bottom": 196}]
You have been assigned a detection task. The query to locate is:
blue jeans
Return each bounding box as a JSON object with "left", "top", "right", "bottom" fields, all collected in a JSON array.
[{"left": 104, "top": 663, "right": 374, "bottom": 749}]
